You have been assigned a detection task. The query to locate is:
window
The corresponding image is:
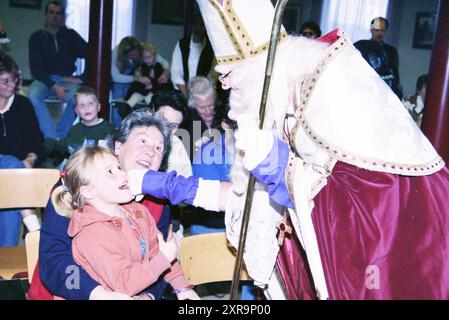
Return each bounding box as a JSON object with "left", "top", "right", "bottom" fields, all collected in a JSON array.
[
  {"left": 66, "top": 0, "right": 135, "bottom": 47},
  {"left": 320, "top": 0, "right": 389, "bottom": 42},
  {"left": 66, "top": 0, "right": 135, "bottom": 75}
]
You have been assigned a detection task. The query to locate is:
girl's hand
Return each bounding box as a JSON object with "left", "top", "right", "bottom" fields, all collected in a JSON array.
[{"left": 157, "top": 226, "right": 178, "bottom": 263}]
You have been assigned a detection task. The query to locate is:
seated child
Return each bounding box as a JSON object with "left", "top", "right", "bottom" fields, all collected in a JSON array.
[
  {"left": 51, "top": 146, "right": 200, "bottom": 299},
  {"left": 66, "top": 86, "right": 116, "bottom": 151},
  {"left": 116, "top": 42, "right": 172, "bottom": 118},
  {"left": 45, "top": 86, "right": 115, "bottom": 166}
]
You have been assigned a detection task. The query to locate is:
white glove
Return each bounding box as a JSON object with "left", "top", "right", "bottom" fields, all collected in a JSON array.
[
  {"left": 235, "top": 115, "right": 274, "bottom": 171},
  {"left": 127, "top": 169, "right": 147, "bottom": 202},
  {"left": 89, "top": 285, "right": 133, "bottom": 300},
  {"left": 192, "top": 179, "right": 221, "bottom": 212}
]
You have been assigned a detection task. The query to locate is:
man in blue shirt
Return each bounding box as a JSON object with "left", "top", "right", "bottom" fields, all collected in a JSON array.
[{"left": 28, "top": 1, "right": 87, "bottom": 140}]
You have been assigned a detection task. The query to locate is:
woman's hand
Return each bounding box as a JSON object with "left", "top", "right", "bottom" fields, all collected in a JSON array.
[
  {"left": 158, "top": 70, "right": 170, "bottom": 84},
  {"left": 177, "top": 289, "right": 201, "bottom": 300},
  {"left": 22, "top": 153, "right": 37, "bottom": 168},
  {"left": 135, "top": 75, "right": 152, "bottom": 89},
  {"left": 89, "top": 286, "right": 133, "bottom": 300}
]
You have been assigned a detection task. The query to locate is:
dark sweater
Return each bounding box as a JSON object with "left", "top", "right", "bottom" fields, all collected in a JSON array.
[
  {"left": 0, "top": 94, "right": 44, "bottom": 164},
  {"left": 354, "top": 39, "right": 402, "bottom": 99},
  {"left": 64, "top": 120, "right": 115, "bottom": 152},
  {"left": 29, "top": 26, "right": 87, "bottom": 88}
]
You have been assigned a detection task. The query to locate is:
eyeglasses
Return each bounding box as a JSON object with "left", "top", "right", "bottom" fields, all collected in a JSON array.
[{"left": 0, "top": 77, "right": 17, "bottom": 87}]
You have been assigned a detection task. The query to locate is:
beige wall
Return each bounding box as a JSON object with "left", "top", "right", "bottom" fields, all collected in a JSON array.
[{"left": 0, "top": 2, "right": 46, "bottom": 79}]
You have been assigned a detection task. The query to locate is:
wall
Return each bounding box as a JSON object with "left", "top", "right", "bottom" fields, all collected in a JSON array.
[
  {"left": 393, "top": 0, "right": 438, "bottom": 97},
  {"left": 0, "top": 2, "right": 45, "bottom": 79},
  {"left": 136, "top": 0, "right": 184, "bottom": 64},
  {"left": 0, "top": 0, "right": 440, "bottom": 95}
]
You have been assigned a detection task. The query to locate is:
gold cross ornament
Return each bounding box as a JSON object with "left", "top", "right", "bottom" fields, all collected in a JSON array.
[{"left": 276, "top": 217, "right": 292, "bottom": 246}]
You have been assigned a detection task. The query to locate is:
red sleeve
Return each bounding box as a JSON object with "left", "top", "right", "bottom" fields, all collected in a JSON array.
[{"left": 142, "top": 196, "right": 165, "bottom": 223}]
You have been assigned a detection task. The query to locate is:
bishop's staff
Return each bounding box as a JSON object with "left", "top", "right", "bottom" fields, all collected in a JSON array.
[{"left": 229, "top": 0, "right": 289, "bottom": 300}]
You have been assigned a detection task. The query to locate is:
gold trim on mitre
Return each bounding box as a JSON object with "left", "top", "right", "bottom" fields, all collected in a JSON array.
[{"left": 208, "top": 0, "right": 288, "bottom": 65}]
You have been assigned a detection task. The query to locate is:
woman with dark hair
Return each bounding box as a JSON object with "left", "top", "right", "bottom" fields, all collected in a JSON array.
[
  {"left": 111, "top": 37, "right": 170, "bottom": 125},
  {"left": 299, "top": 20, "right": 322, "bottom": 39},
  {"left": 0, "top": 53, "right": 44, "bottom": 245},
  {"left": 403, "top": 74, "right": 428, "bottom": 127}
]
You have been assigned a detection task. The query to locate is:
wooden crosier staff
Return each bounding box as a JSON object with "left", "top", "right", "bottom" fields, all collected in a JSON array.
[{"left": 229, "top": 0, "right": 289, "bottom": 300}]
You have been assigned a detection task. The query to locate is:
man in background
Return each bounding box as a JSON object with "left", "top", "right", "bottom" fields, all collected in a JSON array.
[
  {"left": 28, "top": 1, "right": 87, "bottom": 140},
  {"left": 354, "top": 17, "right": 403, "bottom": 99},
  {"left": 170, "top": 9, "right": 214, "bottom": 96}
]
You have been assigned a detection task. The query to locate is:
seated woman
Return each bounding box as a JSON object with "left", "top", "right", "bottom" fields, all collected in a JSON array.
[
  {"left": 0, "top": 52, "right": 44, "bottom": 246},
  {"left": 51, "top": 145, "right": 199, "bottom": 300},
  {"left": 403, "top": 74, "right": 428, "bottom": 127},
  {"left": 111, "top": 37, "right": 169, "bottom": 124},
  {"left": 122, "top": 42, "right": 171, "bottom": 113},
  {"left": 32, "top": 110, "right": 175, "bottom": 300}
]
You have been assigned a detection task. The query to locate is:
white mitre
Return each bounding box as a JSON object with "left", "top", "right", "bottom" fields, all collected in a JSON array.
[
  {"left": 196, "top": 0, "right": 290, "bottom": 138},
  {"left": 196, "top": 0, "right": 287, "bottom": 73},
  {"left": 290, "top": 30, "right": 444, "bottom": 176}
]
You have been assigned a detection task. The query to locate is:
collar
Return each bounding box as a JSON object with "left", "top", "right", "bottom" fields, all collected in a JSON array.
[
  {"left": 42, "top": 26, "right": 65, "bottom": 37},
  {"left": 0, "top": 95, "right": 15, "bottom": 115},
  {"left": 68, "top": 203, "right": 145, "bottom": 237}
]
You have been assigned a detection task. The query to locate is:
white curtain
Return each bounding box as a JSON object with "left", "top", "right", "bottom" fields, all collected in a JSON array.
[
  {"left": 65, "top": 0, "right": 135, "bottom": 75},
  {"left": 66, "top": 0, "right": 135, "bottom": 47},
  {"left": 320, "top": 0, "right": 389, "bottom": 43}
]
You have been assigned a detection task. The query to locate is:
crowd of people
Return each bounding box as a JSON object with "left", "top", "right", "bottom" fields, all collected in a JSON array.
[{"left": 0, "top": 0, "right": 444, "bottom": 301}]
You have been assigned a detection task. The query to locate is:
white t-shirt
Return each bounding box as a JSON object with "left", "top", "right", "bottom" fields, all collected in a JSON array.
[{"left": 170, "top": 38, "right": 205, "bottom": 87}]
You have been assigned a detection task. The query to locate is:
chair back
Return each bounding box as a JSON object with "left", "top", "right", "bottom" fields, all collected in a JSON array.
[
  {"left": 0, "top": 169, "right": 60, "bottom": 209},
  {"left": 179, "top": 232, "right": 250, "bottom": 286},
  {"left": 25, "top": 231, "right": 40, "bottom": 284},
  {"left": 0, "top": 169, "right": 59, "bottom": 281}
]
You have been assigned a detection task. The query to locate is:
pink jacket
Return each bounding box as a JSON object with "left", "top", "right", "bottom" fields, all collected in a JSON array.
[{"left": 68, "top": 202, "right": 188, "bottom": 296}]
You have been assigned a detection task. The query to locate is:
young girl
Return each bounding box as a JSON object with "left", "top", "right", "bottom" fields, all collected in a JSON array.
[
  {"left": 51, "top": 146, "right": 200, "bottom": 300},
  {"left": 125, "top": 42, "right": 171, "bottom": 106},
  {"left": 116, "top": 42, "right": 172, "bottom": 119}
]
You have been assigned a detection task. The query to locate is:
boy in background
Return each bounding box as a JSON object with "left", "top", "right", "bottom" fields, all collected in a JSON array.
[{"left": 45, "top": 86, "right": 115, "bottom": 166}]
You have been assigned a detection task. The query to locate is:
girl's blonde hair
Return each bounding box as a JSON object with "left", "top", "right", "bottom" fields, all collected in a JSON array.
[
  {"left": 51, "top": 146, "right": 117, "bottom": 218},
  {"left": 142, "top": 42, "right": 157, "bottom": 56}
]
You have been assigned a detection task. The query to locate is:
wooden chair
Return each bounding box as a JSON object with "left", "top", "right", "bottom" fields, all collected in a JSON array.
[
  {"left": 25, "top": 231, "right": 40, "bottom": 284},
  {"left": 0, "top": 169, "right": 59, "bottom": 280},
  {"left": 179, "top": 232, "right": 251, "bottom": 286}
]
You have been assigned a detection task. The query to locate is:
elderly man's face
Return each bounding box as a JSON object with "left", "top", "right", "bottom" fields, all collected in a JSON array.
[
  {"left": 195, "top": 95, "right": 215, "bottom": 127},
  {"left": 115, "top": 126, "right": 164, "bottom": 172}
]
